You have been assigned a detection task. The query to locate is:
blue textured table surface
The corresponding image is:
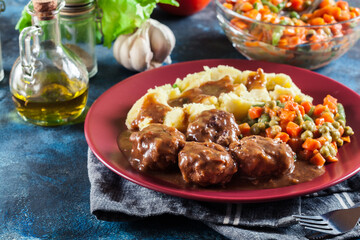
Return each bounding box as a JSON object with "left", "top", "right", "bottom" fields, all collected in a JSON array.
[{"left": 0, "top": 1, "right": 359, "bottom": 239}]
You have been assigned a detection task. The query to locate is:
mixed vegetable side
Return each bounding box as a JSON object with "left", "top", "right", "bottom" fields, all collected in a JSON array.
[
  {"left": 223, "top": 0, "right": 360, "bottom": 50},
  {"left": 240, "top": 94, "right": 354, "bottom": 167}
]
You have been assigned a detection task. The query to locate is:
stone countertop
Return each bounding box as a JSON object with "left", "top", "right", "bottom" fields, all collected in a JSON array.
[{"left": 0, "top": 0, "right": 359, "bottom": 239}]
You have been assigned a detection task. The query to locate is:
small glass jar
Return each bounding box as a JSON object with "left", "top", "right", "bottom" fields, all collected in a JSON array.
[
  {"left": 60, "top": 0, "right": 98, "bottom": 78},
  {"left": 0, "top": 0, "right": 5, "bottom": 82}
]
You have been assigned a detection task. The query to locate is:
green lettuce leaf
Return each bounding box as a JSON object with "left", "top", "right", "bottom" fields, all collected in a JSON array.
[{"left": 15, "top": 0, "right": 178, "bottom": 48}]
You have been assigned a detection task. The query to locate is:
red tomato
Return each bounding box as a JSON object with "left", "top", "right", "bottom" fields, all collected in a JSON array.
[{"left": 158, "top": 0, "right": 211, "bottom": 16}]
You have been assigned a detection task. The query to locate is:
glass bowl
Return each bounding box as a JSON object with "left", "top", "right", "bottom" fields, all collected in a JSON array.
[{"left": 215, "top": 0, "right": 360, "bottom": 69}]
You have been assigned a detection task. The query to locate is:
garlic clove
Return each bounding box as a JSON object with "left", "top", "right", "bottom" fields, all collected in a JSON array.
[
  {"left": 118, "top": 33, "right": 137, "bottom": 71},
  {"left": 129, "top": 36, "right": 153, "bottom": 72},
  {"left": 113, "top": 34, "right": 127, "bottom": 64},
  {"left": 148, "top": 19, "right": 175, "bottom": 63}
]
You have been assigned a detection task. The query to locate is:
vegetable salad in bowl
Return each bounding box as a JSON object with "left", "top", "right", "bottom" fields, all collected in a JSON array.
[{"left": 216, "top": 0, "right": 360, "bottom": 69}]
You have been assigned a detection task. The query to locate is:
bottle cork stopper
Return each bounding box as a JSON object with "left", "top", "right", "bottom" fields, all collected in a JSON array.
[{"left": 33, "top": 0, "right": 58, "bottom": 20}]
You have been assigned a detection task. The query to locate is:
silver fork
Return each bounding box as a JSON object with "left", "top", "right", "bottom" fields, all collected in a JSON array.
[{"left": 293, "top": 201, "right": 360, "bottom": 235}]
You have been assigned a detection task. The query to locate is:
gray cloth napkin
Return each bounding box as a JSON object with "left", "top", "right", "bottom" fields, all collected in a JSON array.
[{"left": 88, "top": 148, "right": 360, "bottom": 239}]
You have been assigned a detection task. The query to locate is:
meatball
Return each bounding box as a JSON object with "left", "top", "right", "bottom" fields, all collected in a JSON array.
[
  {"left": 178, "top": 142, "right": 237, "bottom": 186},
  {"left": 129, "top": 124, "right": 186, "bottom": 172},
  {"left": 186, "top": 109, "right": 240, "bottom": 147},
  {"left": 229, "top": 135, "right": 295, "bottom": 180}
]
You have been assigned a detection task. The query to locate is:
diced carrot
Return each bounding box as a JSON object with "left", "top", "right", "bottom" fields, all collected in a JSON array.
[
  {"left": 271, "top": 0, "right": 283, "bottom": 5},
  {"left": 326, "top": 155, "right": 339, "bottom": 162},
  {"left": 248, "top": 107, "right": 263, "bottom": 119},
  {"left": 324, "top": 96, "right": 338, "bottom": 107},
  {"left": 245, "top": 41, "right": 260, "bottom": 47},
  {"left": 351, "top": 7, "right": 360, "bottom": 17},
  {"left": 231, "top": 19, "right": 248, "bottom": 30},
  {"left": 290, "top": 0, "right": 304, "bottom": 11},
  {"left": 315, "top": 118, "right": 325, "bottom": 126},
  {"left": 268, "top": 109, "right": 277, "bottom": 118},
  {"left": 336, "top": 1, "right": 349, "bottom": 11},
  {"left": 301, "top": 101, "right": 313, "bottom": 114},
  {"left": 284, "top": 101, "right": 298, "bottom": 111},
  {"left": 241, "top": 2, "right": 254, "bottom": 12},
  {"left": 338, "top": 126, "right": 344, "bottom": 136},
  {"left": 338, "top": 11, "right": 351, "bottom": 21},
  {"left": 323, "top": 14, "right": 335, "bottom": 23},
  {"left": 341, "top": 136, "right": 351, "bottom": 143},
  {"left": 279, "top": 95, "right": 294, "bottom": 103},
  {"left": 223, "top": 3, "right": 233, "bottom": 9},
  {"left": 350, "top": 12, "right": 357, "bottom": 19},
  {"left": 321, "top": 112, "right": 334, "bottom": 123},
  {"left": 279, "top": 110, "right": 296, "bottom": 122},
  {"left": 319, "top": 0, "right": 335, "bottom": 9},
  {"left": 244, "top": 9, "right": 260, "bottom": 19},
  {"left": 278, "top": 38, "right": 289, "bottom": 48},
  {"left": 310, "top": 152, "right": 326, "bottom": 167},
  {"left": 314, "top": 104, "right": 326, "bottom": 116},
  {"left": 316, "top": 137, "right": 328, "bottom": 145},
  {"left": 302, "top": 138, "right": 322, "bottom": 151},
  {"left": 330, "top": 7, "right": 342, "bottom": 19},
  {"left": 286, "top": 121, "right": 302, "bottom": 138},
  {"left": 309, "top": 17, "right": 326, "bottom": 25},
  {"left": 298, "top": 105, "right": 305, "bottom": 116},
  {"left": 239, "top": 123, "right": 251, "bottom": 136},
  {"left": 274, "top": 132, "right": 290, "bottom": 143},
  {"left": 265, "top": 127, "right": 273, "bottom": 138}
]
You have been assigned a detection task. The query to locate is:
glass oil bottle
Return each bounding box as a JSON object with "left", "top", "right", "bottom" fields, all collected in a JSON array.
[{"left": 9, "top": 0, "right": 89, "bottom": 126}]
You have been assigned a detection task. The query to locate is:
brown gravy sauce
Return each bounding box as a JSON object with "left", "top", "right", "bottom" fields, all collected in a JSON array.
[
  {"left": 117, "top": 128, "right": 325, "bottom": 190},
  {"left": 131, "top": 93, "right": 171, "bottom": 129},
  {"left": 168, "top": 76, "right": 235, "bottom": 108},
  {"left": 246, "top": 68, "right": 266, "bottom": 91}
]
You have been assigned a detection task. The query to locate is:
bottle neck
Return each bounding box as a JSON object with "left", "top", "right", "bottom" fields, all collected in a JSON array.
[{"left": 32, "top": 14, "right": 61, "bottom": 46}]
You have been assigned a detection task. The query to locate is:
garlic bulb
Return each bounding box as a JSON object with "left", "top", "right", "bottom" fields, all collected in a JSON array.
[{"left": 113, "top": 19, "right": 176, "bottom": 72}]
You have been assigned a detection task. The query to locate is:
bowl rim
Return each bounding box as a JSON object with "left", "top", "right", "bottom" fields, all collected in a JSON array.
[{"left": 215, "top": 0, "right": 360, "bottom": 28}]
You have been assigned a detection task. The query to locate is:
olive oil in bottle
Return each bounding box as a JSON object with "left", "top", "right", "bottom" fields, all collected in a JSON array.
[
  {"left": 9, "top": 0, "right": 89, "bottom": 126},
  {"left": 12, "top": 77, "right": 88, "bottom": 126}
]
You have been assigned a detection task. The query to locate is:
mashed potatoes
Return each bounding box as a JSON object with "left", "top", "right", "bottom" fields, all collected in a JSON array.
[{"left": 125, "top": 65, "right": 312, "bottom": 131}]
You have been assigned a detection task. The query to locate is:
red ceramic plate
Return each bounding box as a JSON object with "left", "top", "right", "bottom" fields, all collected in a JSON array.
[{"left": 85, "top": 59, "right": 360, "bottom": 203}]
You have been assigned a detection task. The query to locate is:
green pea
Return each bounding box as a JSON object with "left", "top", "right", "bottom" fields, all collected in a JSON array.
[
  {"left": 328, "top": 145, "right": 336, "bottom": 156},
  {"left": 272, "top": 115, "right": 280, "bottom": 122},
  {"left": 290, "top": 11, "right": 300, "bottom": 19},
  {"left": 265, "top": 100, "right": 276, "bottom": 109},
  {"left": 336, "top": 138, "right": 344, "bottom": 147},
  {"left": 337, "top": 119, "right": 345, "bottom": 127},
  {"left": 319, "top": 125, "right": 330, "bottom": 134},
  {"left": 302, "top": 120, "right": 316, "bottom": 132},
  {"left": 301, "top": 130, "right": 313, "bottom": 141},
  {"left": 320, "top": 146, "right": 331, "bottom": 158},
  {"left": 259, "top": 113, "right": 271, "bottom": 124},
  {"left": 277, "top": 2, "right": 285, "bottom": 10},
  {"left": 323, "top": 122, "right": 334, "bottom": 129},
  {"left": 251, "top": 123, "right": 265, "bottom": 135},
  {"left": 322, "top": 133, "right": 333, "bottom": 143},
  {"left": 253, "top": 2, "right": 260, "bottom": 10},
  {"left": 269, "top": 119, "right": 279, "bottom": 127},
  {"left": 300, "top": 15, "right": 309, "bottom": 22},
  {"left": 270, "top": 125, "right": 282, "bottom": 136},
  {"left": 344, "top": 126, "right": 354, "bottom": 136},
  {"left": 276, "top": 100, "right": 285, "bottom": 108},
  {"left": 332, "top": 121, "right": 340, "bottom": 129},
  {"left": 330, "top": 130, "right": 341, "bottom": 141}
]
